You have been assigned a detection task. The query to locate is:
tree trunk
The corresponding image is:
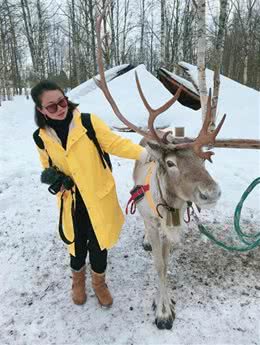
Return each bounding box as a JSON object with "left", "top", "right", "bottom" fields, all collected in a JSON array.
[
  {"left": 197, "top": 0, "right": 208, "bottom": 122},
  {"left": 160, "top": 0, "right": 166, "bottom": 66},
  {"left": 211, "top": 0, "right": 228, "bottom": 129},
  {"left": 89, "top": 0, "right": 97, "bottom": 75},
  {"left": 139, "top": 0, "right": 145, "bottom": 63}
]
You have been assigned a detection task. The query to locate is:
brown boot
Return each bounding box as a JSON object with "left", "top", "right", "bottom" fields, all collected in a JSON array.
[
  {"left": 71, "top": 266, "right": 87, "bottom": 305},
  {"left": 91, "top": 270, "right": 113, "bottom": 308}
]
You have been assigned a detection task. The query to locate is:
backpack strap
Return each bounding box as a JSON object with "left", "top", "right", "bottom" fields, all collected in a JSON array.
[
  {"left": 33, "top": 128, "right": 53, "bottom": 167},
  {"left": 81, "top": 113, "right": 111, "bottom": 170},
  {"left": 33, "top": 128, "right": 45, "bottom": 149}
]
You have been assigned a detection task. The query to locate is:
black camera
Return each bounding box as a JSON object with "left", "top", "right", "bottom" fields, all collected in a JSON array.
[{"left": 41, "top": 167, "right": 74, "bottom": 195}]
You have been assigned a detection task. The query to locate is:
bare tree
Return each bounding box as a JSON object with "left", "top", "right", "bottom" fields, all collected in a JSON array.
[
  {"left": 211, "top": 0, "right": 229, "bottom": 128},
  {"left": 20, "top": 0, "right": 50, "bottom": 80},
  {"left": 139, "top": 0, "right": 145, "bottom": 63},
  {"left": 232, "top": 0, "right": 258, "bottom": 85},
  {"left": 196, "top": 0, "right": 208, "bottom": 122},
  {"left": 3, "top": 0, "right": 22, "bottom": 94},
  {"left": 88, "top": 0, "right": 97, "bottom": 74},
  {"left": 160, "top": 0, "right": 166, "bottom": 66},
  {"left": 0, "top": 0, "right": 259, "bottom": 92}
]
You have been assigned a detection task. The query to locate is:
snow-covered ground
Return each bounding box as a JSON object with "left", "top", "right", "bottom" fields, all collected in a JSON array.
[{"left": 0, "top": 66, "right": 260, "bottom": 345}]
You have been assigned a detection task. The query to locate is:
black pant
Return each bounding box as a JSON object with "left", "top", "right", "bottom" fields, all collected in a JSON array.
[{"left": 70, "top": 189, "right": 107, "bottom": 273}]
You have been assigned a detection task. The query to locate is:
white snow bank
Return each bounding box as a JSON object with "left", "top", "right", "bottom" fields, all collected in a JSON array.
[
  {"left": 72, "top": 63, "right": 260, "bottom": 139},
  {"left": 67, "top": 64, "right": 130, "bottom": 100}
]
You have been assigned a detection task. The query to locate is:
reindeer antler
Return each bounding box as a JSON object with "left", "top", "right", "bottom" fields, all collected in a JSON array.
[
  {"left": 94, "top": 3, "right": 183, "bottom": 144},
  {"left": 169, "top": 89, "right": 226, "bottom": 162},
  {"left": 94, "top": 2, "right": 228, "bottom": 160}
]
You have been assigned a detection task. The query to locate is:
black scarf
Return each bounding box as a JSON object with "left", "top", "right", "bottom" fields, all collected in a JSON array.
[{"left": 46, "top": 110, "right": 73, "bottom": 149}]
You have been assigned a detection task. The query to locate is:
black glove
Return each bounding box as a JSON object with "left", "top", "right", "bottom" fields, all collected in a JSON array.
[{"left": 41, "top": 167, "right": 74, "bottom": 195}]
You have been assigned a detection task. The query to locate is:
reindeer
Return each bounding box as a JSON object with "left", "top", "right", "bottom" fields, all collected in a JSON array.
[
  {"left": 132, "top": 118, "right": 222, "bottom": 330},
  {"left": 110, "top": 93, "right": 223, "bottom": 329},
  {"left": 94, "top": 5, "right": 260, "bottom": 330},
  {"left": 131, "top": 90, "right": 225, "bottom": 329}
]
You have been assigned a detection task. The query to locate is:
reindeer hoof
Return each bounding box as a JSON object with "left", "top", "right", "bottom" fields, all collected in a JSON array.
[
  {"left": 142, "top": 237, "right": 152, "bottom": 251},
  {"left": 155, "top": 316, "right": 174, "bottom": 330}
]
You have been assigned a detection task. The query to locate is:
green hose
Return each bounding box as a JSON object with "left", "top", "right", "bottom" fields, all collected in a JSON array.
[{"left": 194, "top": 177, "right": 260, "bottom": 252}]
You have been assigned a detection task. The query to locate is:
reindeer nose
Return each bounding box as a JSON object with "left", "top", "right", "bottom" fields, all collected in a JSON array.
[
  {"left": 199, "top": 191, "right": 208, "bottom": 200},
  {"left": 198, "top": 184, "right": 221, "bottom": 204},
  {"left": 212, "top": 185, "right": 222, "bottom": 200}
]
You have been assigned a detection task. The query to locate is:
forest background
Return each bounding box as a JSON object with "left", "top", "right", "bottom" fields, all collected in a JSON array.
[{"left": 0, "top": 0, "right": 260, "bottom": 98}]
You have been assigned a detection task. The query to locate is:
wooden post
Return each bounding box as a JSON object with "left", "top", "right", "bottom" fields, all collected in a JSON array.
[{"left": 175, "top": 127, "right": 185, "bottom": 137}]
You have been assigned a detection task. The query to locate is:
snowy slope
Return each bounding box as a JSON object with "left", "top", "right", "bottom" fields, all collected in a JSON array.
[
  {"left": 178, "top": 62, "right": 260, "bottom": 138},
  {"left": 0, "top": 68, "right": 259, "bottom": 345},
  {"left": 67, "top": 64, "right": 130, "bottom": 100}
]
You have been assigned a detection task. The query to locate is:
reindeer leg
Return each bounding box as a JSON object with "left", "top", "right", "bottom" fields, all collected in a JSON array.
[
  {"left": 149, "top": 226, "right": 175, "bottom": 330},
  {"left": 142, "top": 219, "right": 152, "bottom": 251},
  {"left": 162, "top": 238, "right": 175, "bottom": 319}
]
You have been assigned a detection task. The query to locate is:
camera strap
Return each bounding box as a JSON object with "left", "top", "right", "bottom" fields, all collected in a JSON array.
[{"left": 58, "top": 190, "right": 75, "bottom": 245}]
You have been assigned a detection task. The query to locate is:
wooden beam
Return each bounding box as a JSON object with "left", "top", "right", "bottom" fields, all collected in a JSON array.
[
  {"left": 213, "top": 139, "right": 260, "bottom": 149},
  {"left": 182, "top": 138, "right": 260, "bottom": 149}
]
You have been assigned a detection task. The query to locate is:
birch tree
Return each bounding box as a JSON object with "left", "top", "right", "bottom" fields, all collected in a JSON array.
[
  {"left": 20, "top": 0, "right": 50, "bottom": 80},
  {"left": 139, "top": 0, "right": 145, "bottom": 63},
  {"left": 160, "top": 0, "right": 166, "bottom": 66},
  {"left": 0, "top": 0, "right": 259, "bottom": 92},
  {"left": 0, "top": 3, "right": 11, "bottom": 100},
  {"left": 4, "top": 0, "right": 22, "bottom": 94},
  {"left": 211, "top": 0, "right": 229, "bottom": 128},
  {"left": 196, "top": 0, "right": 208, "bottom": 122}
]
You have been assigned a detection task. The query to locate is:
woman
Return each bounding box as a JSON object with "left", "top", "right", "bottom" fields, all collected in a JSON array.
[{"left": 31, "top": 80, "right": 147, "bottom": 307}]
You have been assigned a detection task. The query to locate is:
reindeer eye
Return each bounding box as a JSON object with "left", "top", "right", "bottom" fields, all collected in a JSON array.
[{"left": 166, "top": 160, "right": 176, "bottom": 168}]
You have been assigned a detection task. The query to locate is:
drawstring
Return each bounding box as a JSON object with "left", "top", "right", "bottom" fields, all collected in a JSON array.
[{"left": 58, "top": 190, "right": 75, "bottom": 245}]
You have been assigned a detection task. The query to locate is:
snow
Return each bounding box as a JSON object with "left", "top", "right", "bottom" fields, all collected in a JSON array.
[
  {"left": 0, "top": 66, "right": 260, "bottom": 345},
  {"left": 69, "top": 64, "right": 260, "bottom": 139},
  {"left": 67, "top": 64, "right": 130, "bottom": 100}
]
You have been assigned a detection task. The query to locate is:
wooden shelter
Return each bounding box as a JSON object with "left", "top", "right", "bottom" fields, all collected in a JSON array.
[{"left": 158, "top": 68, "right": 201, "bottom": 110}]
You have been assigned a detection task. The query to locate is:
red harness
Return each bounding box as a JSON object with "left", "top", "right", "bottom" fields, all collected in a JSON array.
[
  {"left": 125, "top": 163, "right": 198, "bottom": 223},
  {"left": 126, "top": 184, "right": 198, "bottom": 224},
  {"left": 125, "top": 185, "right": 150, "bottom": 215}
]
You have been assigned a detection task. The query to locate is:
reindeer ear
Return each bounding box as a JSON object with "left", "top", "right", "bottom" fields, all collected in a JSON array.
[{"left": 146, "top": 141, "right": 163, "bottom": 160}]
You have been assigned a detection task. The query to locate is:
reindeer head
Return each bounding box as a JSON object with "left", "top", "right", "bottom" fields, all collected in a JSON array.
[{"left": 145, "top": 138, "right": 221, "bottom": 208}]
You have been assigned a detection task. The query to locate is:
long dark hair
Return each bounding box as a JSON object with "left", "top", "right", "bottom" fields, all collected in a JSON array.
[{"left": 31, "top": 80, "right": 78, "bottom": 128}]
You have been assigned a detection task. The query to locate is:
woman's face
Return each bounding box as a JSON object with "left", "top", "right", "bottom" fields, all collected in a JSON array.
[{"left": 38, "top": 90, "right": 68, "bottom": 120}]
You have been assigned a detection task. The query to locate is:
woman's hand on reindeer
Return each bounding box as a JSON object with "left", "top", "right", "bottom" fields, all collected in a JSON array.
[{"left": 139, "top": 148, "right": 150, "bottom": 164}]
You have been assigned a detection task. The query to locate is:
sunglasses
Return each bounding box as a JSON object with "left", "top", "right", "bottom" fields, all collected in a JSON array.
[{"left": 43, "top": 96, "right": 68, "bottom": 114}]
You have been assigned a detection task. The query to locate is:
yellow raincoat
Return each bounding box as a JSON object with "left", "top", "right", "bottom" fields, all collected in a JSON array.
[{"left": 35, "top": 109, "right": 144, "bottom": 256}]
